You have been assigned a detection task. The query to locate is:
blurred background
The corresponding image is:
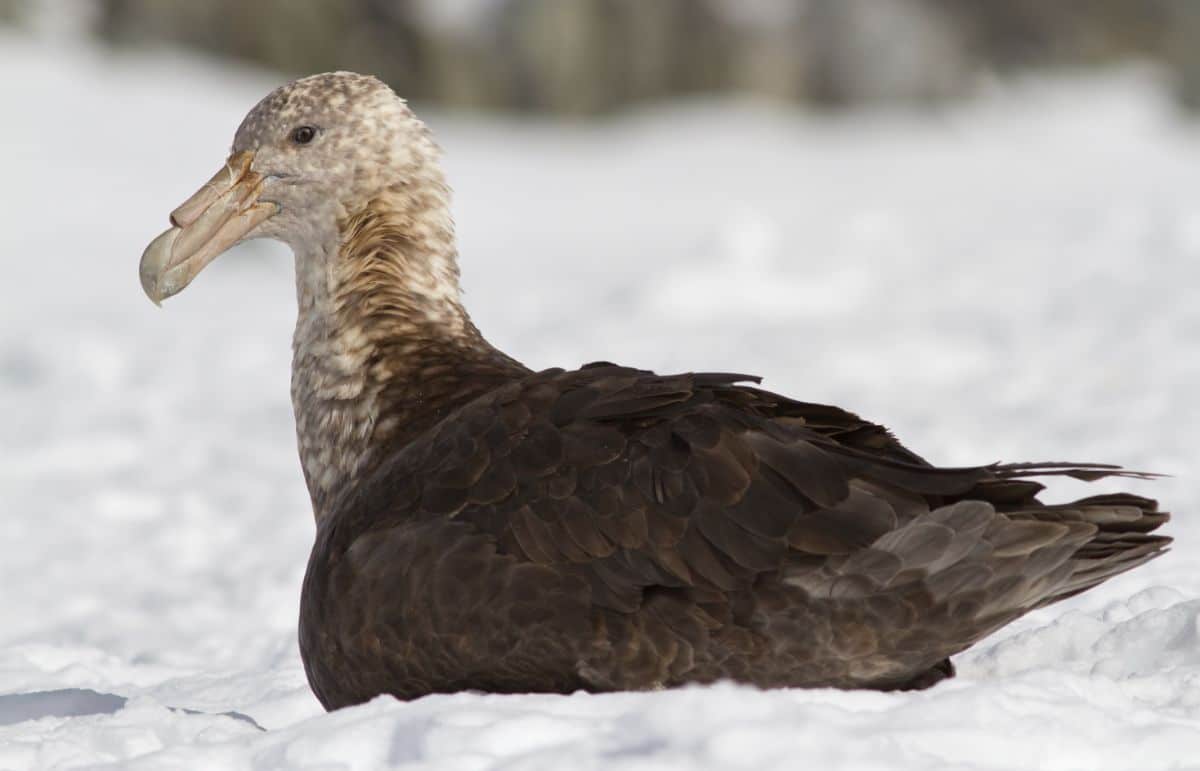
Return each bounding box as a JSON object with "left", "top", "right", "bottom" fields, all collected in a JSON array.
[
  {"left": 8, "top": 0, "right": 1200, "bottom": 113},
  {"left": 2, "top": 2, "right": 1199, "bottom": 765}
]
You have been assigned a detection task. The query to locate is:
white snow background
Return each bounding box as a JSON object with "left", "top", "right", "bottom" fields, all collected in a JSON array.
[{"left": 1, "top": 31, "right": 1198, "bottom": 771}]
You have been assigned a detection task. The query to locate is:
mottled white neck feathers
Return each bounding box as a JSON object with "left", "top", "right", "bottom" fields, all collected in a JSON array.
[{"left": 288, "top": 186, "right": 521, "bottom": 521}]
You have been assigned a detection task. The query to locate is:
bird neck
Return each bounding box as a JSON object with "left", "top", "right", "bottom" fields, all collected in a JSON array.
[{"left": 289, "top": 189, "right": 527, "bottom": 522}]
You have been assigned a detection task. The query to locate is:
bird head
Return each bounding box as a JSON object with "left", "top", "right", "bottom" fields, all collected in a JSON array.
[{"left": 139, "top": 71, "right": 442, "bottom": 305}]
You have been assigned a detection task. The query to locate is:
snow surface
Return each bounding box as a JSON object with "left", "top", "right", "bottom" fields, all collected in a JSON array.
[{"left": 1, "top": 32, "right": 1199, "bottom": 770}]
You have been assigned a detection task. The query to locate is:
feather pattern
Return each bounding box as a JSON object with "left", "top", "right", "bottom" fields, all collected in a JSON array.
[
  {"left": 299, "top": 363, "right": 1172, "bottom": 709},
  {"left": 159, "top": 72, "right": 1172, "bottom": 713}
]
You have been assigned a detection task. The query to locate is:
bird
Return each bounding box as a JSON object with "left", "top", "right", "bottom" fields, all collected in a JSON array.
[{"left": 139, "top": 72, "right": 1171, "bottom": 711}]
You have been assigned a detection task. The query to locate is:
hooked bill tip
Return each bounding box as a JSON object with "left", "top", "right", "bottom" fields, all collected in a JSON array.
[{"left": 139, "top": 227, "right": 181, "bottom": 305}]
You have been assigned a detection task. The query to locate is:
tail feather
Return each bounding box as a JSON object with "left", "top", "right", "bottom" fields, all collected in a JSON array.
[
  {"left": 991, "top": 461, "right": 1165, "bottom": 482},
  {"left": 962, "top": 464, "right": 1172, "bottom": 604},
  {"left": 988, "top": 485, "right": 1171, "bottom": 609},
  {"left": 793, "top": 455, "right": 1173, "bottom": 688}
]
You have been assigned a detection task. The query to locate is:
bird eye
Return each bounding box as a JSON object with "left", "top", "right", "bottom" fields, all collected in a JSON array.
[{"left": 291, "top": 125, "right": 317, "bottom": 145}]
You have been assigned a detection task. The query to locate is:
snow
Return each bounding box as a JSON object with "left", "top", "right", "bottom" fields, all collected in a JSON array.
[{"left": 1, "top": 31, "right": 1198, "bottom": 770}]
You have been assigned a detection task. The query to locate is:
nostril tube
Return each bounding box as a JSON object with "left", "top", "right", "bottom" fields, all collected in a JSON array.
[{"left": 169, "top": 151, "right": 254, "bottom": 228}]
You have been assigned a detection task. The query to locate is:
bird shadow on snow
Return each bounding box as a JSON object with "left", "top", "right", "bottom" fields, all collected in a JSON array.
[{"left": 0, "top": 688, "right": 265, "bottom": 731}]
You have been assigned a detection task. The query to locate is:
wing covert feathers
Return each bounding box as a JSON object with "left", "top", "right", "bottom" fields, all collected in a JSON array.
[{"left": 302, "top": 363, "right": 1172, "bottom": 706}]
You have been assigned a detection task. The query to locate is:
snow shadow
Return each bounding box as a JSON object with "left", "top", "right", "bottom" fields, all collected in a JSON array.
[{"left": 0, "top": 688, "right": 265, "bottom": 730}]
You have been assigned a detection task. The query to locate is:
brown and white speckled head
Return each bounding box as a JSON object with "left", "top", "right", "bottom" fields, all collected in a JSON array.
[
  {"left": 234, "top": 72, "right": 444, "bottom": 250},
  {"left": 138, "top": 72, "right": 504, "bottom": 520},
  {"left": 139, "top": 71, "right": 455, "bottom": 308}
]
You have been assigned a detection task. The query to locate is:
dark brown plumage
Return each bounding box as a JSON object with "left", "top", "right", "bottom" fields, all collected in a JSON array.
[
  {"left": 138, "top": 72, "right": 1172, "bottom": 712},
  {"left": 297, "top": 362, "right": 1169, "bottom": 710}
]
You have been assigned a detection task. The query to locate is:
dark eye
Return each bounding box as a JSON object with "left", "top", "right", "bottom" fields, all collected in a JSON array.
[{"left": 291, "top": 125, "right": 317, "bottom": 145}]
